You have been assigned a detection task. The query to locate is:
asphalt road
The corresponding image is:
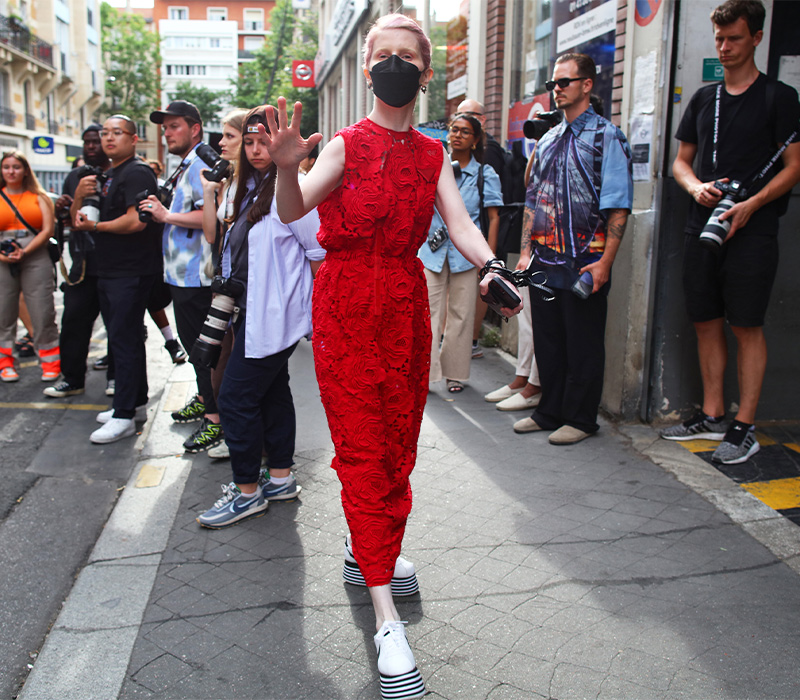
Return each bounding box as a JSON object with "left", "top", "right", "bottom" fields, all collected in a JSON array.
[{"left": 0, "top": 311, "right": 175, "bottom": 699}]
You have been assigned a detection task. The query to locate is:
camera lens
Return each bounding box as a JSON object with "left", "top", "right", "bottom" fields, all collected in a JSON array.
[{"left": 699, "top": 196, "right": 735, "bottom": 250}]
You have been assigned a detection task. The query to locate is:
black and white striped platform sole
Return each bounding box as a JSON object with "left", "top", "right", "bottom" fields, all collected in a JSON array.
[
  {"left": 379, "top": 667, "right": 427, "bottom": 699},
  {"left": 342, "top": 560, "right": 420, "bottom": 596}
]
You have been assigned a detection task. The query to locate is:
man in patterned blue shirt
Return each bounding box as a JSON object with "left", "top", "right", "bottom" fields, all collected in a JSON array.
[
  {"left": 141, "top": 101, "right": 223, "bottom": 454},
  {"left": 516, "top": 53, "right": 633, "bottom": 445}
]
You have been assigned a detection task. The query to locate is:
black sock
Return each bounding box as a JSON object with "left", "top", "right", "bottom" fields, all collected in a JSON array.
[{"left": 725, "top": 420, "right": 753, "bottom": 445}]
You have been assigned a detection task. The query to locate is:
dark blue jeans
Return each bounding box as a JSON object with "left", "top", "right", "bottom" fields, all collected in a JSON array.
[{"left": 218, "top": 318, "right": 298, "bottom": 485}]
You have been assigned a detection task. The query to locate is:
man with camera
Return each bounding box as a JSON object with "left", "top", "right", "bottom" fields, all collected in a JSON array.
[
  {"left": 514, "top": 52, "right": 633, "bottom": 445},
  {"left": 42, "top": 124, "right": 113, "bottom": 399},
  {"left": 140, "top": 100, "right": 223, "bottom": 453},
  {"left": 68, "top": 115, "right": 162, "bottom": 443},
  {"left": 661, "top": 0, "right": 800, "bottom": 464}
]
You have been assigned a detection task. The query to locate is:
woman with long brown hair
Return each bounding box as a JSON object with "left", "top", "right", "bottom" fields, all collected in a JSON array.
[
  {"left": 0, "top": 151, "right": 60, "bottom": 382},
  {"left": 196, "top": 106, "right": 324, "bottom": 527}
]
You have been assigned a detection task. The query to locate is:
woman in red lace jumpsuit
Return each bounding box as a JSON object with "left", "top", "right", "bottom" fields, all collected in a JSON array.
[{"left": 264, "top": 14, "right": 521, "bottom": 698}]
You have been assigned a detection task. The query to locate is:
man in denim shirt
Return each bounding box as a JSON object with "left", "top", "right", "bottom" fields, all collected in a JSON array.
[
  {"left": 516, "top": 53, "right": 633, "bottom": 445},
  {"left": 141, "top": 100, "right": 223, "bottom": 454}
]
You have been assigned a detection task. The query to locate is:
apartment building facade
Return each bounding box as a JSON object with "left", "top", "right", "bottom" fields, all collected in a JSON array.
[{"left": 0, "top": 0, "right": 103, "bottom": 192}]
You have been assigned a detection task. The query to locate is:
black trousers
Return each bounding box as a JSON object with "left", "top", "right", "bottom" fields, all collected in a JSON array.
[
  {"left": 98, "top": 275, "right": 157, "bottom": 419},
  {"left": 168, "top": 284, "right": 217, "bottom": 414},
  {"left": 218, "top": 318, "right": 297, "bottom": 484},
  {"left": 59, "top": 275, "right": 114, "bottom": 387},
  {"left": 530, "top": 285, "right": 608, "bottom": 434}
]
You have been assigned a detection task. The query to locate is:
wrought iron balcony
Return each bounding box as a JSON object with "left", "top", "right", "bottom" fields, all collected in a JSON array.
[
  {"left": 0, "top": 107, "right": 15, "bottom": 127},
  {"left": 0, "top": 14, "right": 54, "bottom": 68},
  {"left": 25, "top": 113, "right": 35, "bottom": 130}
]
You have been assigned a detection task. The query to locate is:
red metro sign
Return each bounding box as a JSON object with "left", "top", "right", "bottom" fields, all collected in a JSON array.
[{"left": 292, "top": 60, "right": 315, "bottom": 88}]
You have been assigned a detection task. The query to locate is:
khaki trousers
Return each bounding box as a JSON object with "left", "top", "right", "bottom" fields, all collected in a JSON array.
[
  {"left": 0, "top": 235, "right": 59, "bottom": 351},
  {"left": 424, "top": 260, "right": 478, "bottom": 383}
]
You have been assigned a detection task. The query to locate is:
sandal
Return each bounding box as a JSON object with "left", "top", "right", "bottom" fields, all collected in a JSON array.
[
  {"left": 15, "top": 333, "right": 34, "bottom": 357},
  {"left": 446, "top": 379, "right": 464, "bottom": 393}
]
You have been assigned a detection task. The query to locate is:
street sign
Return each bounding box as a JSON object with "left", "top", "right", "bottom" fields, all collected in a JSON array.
[
  {"left": 292, "top": 60, "right": 315, "bottom": 88},
  {"left": 33, "top": 136, "right": 55, "bottom": 154},
  {"left": 702, "top": 58, "right": 724, "bottom": 82}
]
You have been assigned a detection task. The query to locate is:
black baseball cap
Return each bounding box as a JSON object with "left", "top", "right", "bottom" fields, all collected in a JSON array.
[{"left": 150, "top": 100, "right": 202, "bottom": 125}]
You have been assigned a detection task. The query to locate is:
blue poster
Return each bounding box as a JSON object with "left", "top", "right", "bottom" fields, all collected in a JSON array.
[{"left": 33, "top": 136, "right": 55, "bottom": 154}]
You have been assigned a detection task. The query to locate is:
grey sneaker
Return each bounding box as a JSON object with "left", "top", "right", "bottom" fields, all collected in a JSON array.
[
  {"left": 660, "top": 412, "right": 729, "bottom": 441},
  {"left": 197, "top": 483, "right": 267, "bottom": 529},
  {"left": 712, "top": 424, "right": 760, "bottom": 465}
]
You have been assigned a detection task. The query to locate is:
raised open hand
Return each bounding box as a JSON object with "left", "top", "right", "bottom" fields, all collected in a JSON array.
[{"left": 261, "top": 97, "right": 323, "bottom": 171}]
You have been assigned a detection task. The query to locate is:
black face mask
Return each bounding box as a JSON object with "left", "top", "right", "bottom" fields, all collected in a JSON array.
[{"left": 369, "top": 55, "right": 423, "bottom": 108}]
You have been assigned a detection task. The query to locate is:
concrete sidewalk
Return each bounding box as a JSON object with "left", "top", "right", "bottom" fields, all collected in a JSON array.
[{"left": 19, "top": 341, "right": 800, "bottom": 699}]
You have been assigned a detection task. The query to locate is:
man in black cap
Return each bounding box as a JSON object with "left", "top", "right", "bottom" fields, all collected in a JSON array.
[
  {"left": 139, "top": 100, "right": 224, "bottom": 454},
  {"left": 44, "top": 124, "right": 114, "bottom": 399}
]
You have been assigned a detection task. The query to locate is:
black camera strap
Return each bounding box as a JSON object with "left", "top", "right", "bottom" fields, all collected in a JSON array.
[{"left": 712, "top": 80, "right": 799, "bottom": 188}]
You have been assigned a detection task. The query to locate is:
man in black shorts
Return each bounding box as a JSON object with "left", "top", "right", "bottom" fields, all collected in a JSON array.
[{"left": 660, "top": 0, "right": 800, "bottom": 464}]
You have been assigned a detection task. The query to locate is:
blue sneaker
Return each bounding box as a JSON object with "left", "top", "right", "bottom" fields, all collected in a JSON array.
[
  {"left": 197, "top": 483, "right": 268, "bottom": 529},
  {"left": 259, "top": 471, "right": 302, "bottom": 501}
]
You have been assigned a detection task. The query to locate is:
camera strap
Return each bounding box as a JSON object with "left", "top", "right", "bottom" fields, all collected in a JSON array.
[{"left": 712, "top": 81, "right": 799, "bottom": 188}]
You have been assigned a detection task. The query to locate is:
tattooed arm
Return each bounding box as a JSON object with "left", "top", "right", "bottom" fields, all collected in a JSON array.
[
  {"left": 516, "top": 205, "right": 535, "bottom": 271},
  {"left": 579, "top": 208, "right": 629, "bottom": 293}
]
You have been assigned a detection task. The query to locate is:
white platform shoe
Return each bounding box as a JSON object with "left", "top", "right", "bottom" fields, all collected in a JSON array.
[{"left": 342, "top": 536, "right": 419, "bottom": 596}]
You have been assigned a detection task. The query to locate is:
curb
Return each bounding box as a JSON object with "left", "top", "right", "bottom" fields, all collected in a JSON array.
[
  {"left": 18, "top": 367, "right": 192, "bottom": 700},
  {"left": 619, "top": 423, "right": 800, "bottom": 575}
]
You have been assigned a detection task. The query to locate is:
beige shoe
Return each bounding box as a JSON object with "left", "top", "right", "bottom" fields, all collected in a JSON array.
[
  {"left": 496, "top": 392, "right": 542, "bottom": 412},
  {"left": 484, "top": 384, "right": 522, "bottom": 403},
  {"left": 513, "top": 417, "right": 544, "bottom": 434},
  {"left": 548, "top": 425, "right": 592, "bottom": 445}
]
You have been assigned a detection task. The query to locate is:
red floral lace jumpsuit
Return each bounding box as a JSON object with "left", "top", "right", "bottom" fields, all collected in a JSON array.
[{"left": 314, "top": 118, "right": 444, "bottom": 586}]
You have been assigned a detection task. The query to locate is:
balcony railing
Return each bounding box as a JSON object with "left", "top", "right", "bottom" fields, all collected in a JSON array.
[
  {"left": 0, "top": 107, "right": 14, "bottom": 127},
  {"left": 25, "top": 113, "right": 35, "bottom": 130},
  {"left": 0, "top": 14, "right": 54, "bottom": 68},
  {"left": 48, "top": 120, "right": 58, "bottom": 134}
]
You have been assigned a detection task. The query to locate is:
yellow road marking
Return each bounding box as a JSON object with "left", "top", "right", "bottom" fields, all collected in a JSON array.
[
  {"left": 755, "top": 432, "right": 777, "bottom": 446},
  {"left": 677, "top": 438, "right": 720, "bottom": 453},
  {"left": 0, "top": 402, "right": 109, "bottom": 412},
  {"left": 135, "top": 464, "right": 165, "bottom": 488},
  {"left": 785, "top": 443, "right": 800, "bottom": 455},
  {"left": 742, "top": 477, "right": 800, "bottom": 511}
]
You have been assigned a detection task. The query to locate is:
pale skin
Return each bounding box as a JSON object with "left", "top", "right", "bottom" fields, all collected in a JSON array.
[
  {"left": 672, "top": 17, "right": 800, "bottom": 423},
  {"left": 260, "top": 27, "right": 520, "bottom": 631},
  {"left": 0, "top": 157, "right": 55, "bottom": 264}
]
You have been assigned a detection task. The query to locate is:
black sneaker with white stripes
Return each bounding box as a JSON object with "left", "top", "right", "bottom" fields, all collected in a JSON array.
[
  {"left": 43, "top": 381, "right": 84, "bottom": 398},
  {"left": 712, "top": 422, "right": 760, "bottom": 465}
]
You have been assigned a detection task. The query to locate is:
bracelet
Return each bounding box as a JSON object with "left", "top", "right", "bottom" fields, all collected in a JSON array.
[
  {"left": 479, "top": 257, "right": 506, "bottom": 280},
  {"left": 93, "top": 221, "right": 98, "bottom": 232}
]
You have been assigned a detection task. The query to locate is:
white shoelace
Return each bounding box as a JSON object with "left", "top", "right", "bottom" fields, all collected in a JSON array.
[{"left": 213, "top": 482, "right": 239, "bottom": 509}]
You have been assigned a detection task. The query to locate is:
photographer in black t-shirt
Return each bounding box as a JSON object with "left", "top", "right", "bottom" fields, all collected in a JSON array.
[
  {"left": 71, "top": 115, "right": 163, "bottom": 444},
  {"left": 661, "top": 0, "right": 800, "bottom": 465}
]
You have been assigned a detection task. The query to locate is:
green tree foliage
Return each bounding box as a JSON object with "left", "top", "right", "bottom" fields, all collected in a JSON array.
[
  {"left": 99, "top": 2, "right": 161, "bottom": 122},
  {"left": 169, "top": 82, "right": 230, "bottom": 126},
  {"left": 231, "top": 0, "right": 319, "bottom": 136},
  {"left": 425, "top": 25, "right": 448, "bottom": 123}
]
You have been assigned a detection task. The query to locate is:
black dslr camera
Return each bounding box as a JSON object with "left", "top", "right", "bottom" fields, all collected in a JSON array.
[
  {"left": 74, "top": 165, "right": 109, "bottom": 223},
  {"left": 698, "top": 180, "right": 746, "bottom": 251},
  {"left": 0, "top": 239, "right": 20, "bottom": 277},
  {"left": 189, "top": 275, "right": 245, "bottom": 369},
  {"left": 136, "top": 185, "right": 174, "bottom": 223},
  {"left": 195, "top": 143, "right": 230, "bottom": 183},
  {"left": 523, "top": 110, "right": 563, "bottom": 141}
]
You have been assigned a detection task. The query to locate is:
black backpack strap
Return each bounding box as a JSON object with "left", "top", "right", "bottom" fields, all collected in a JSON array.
[
  {"left": 0, "top": 189, "right": 38, "bottom": 235},
  {"left": 478, "top": 164, "right": 489, "bottom": 238}
]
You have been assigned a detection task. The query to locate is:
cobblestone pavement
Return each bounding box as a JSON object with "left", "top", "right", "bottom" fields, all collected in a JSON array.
[{"left": 20, "top": 341, "right": 800, "bottom": 699}]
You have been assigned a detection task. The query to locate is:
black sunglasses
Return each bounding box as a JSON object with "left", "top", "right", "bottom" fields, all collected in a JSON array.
[{"left": 545, "top": 76, "right": 586, "bottom": 91}]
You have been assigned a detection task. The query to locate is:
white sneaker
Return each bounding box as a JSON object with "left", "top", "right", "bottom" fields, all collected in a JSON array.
[
  {"left": 343, "top": 536, "right": 419, "bottom": 595},
  {"left": 90, "top": 418, "right": 136, "bottom": 444},
  {"left": 96, "top": 405, "right": 148, "bottom": 424},
  {"left": 484, "top": 384, "right": 522, "bottom": 403},
  {"left": 496, "top": 392, "right": 541, "bottom": 412},
  {"left": 208, "top": 441, "right": 230, "bottom": 459},
  {"left": 374, "top": 621, "right": 426, "bottom": 699}
]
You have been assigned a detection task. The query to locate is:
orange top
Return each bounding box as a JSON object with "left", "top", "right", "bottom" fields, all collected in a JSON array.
[{"left": 0, "top": 189, "right": 44, "bottom": 233}]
